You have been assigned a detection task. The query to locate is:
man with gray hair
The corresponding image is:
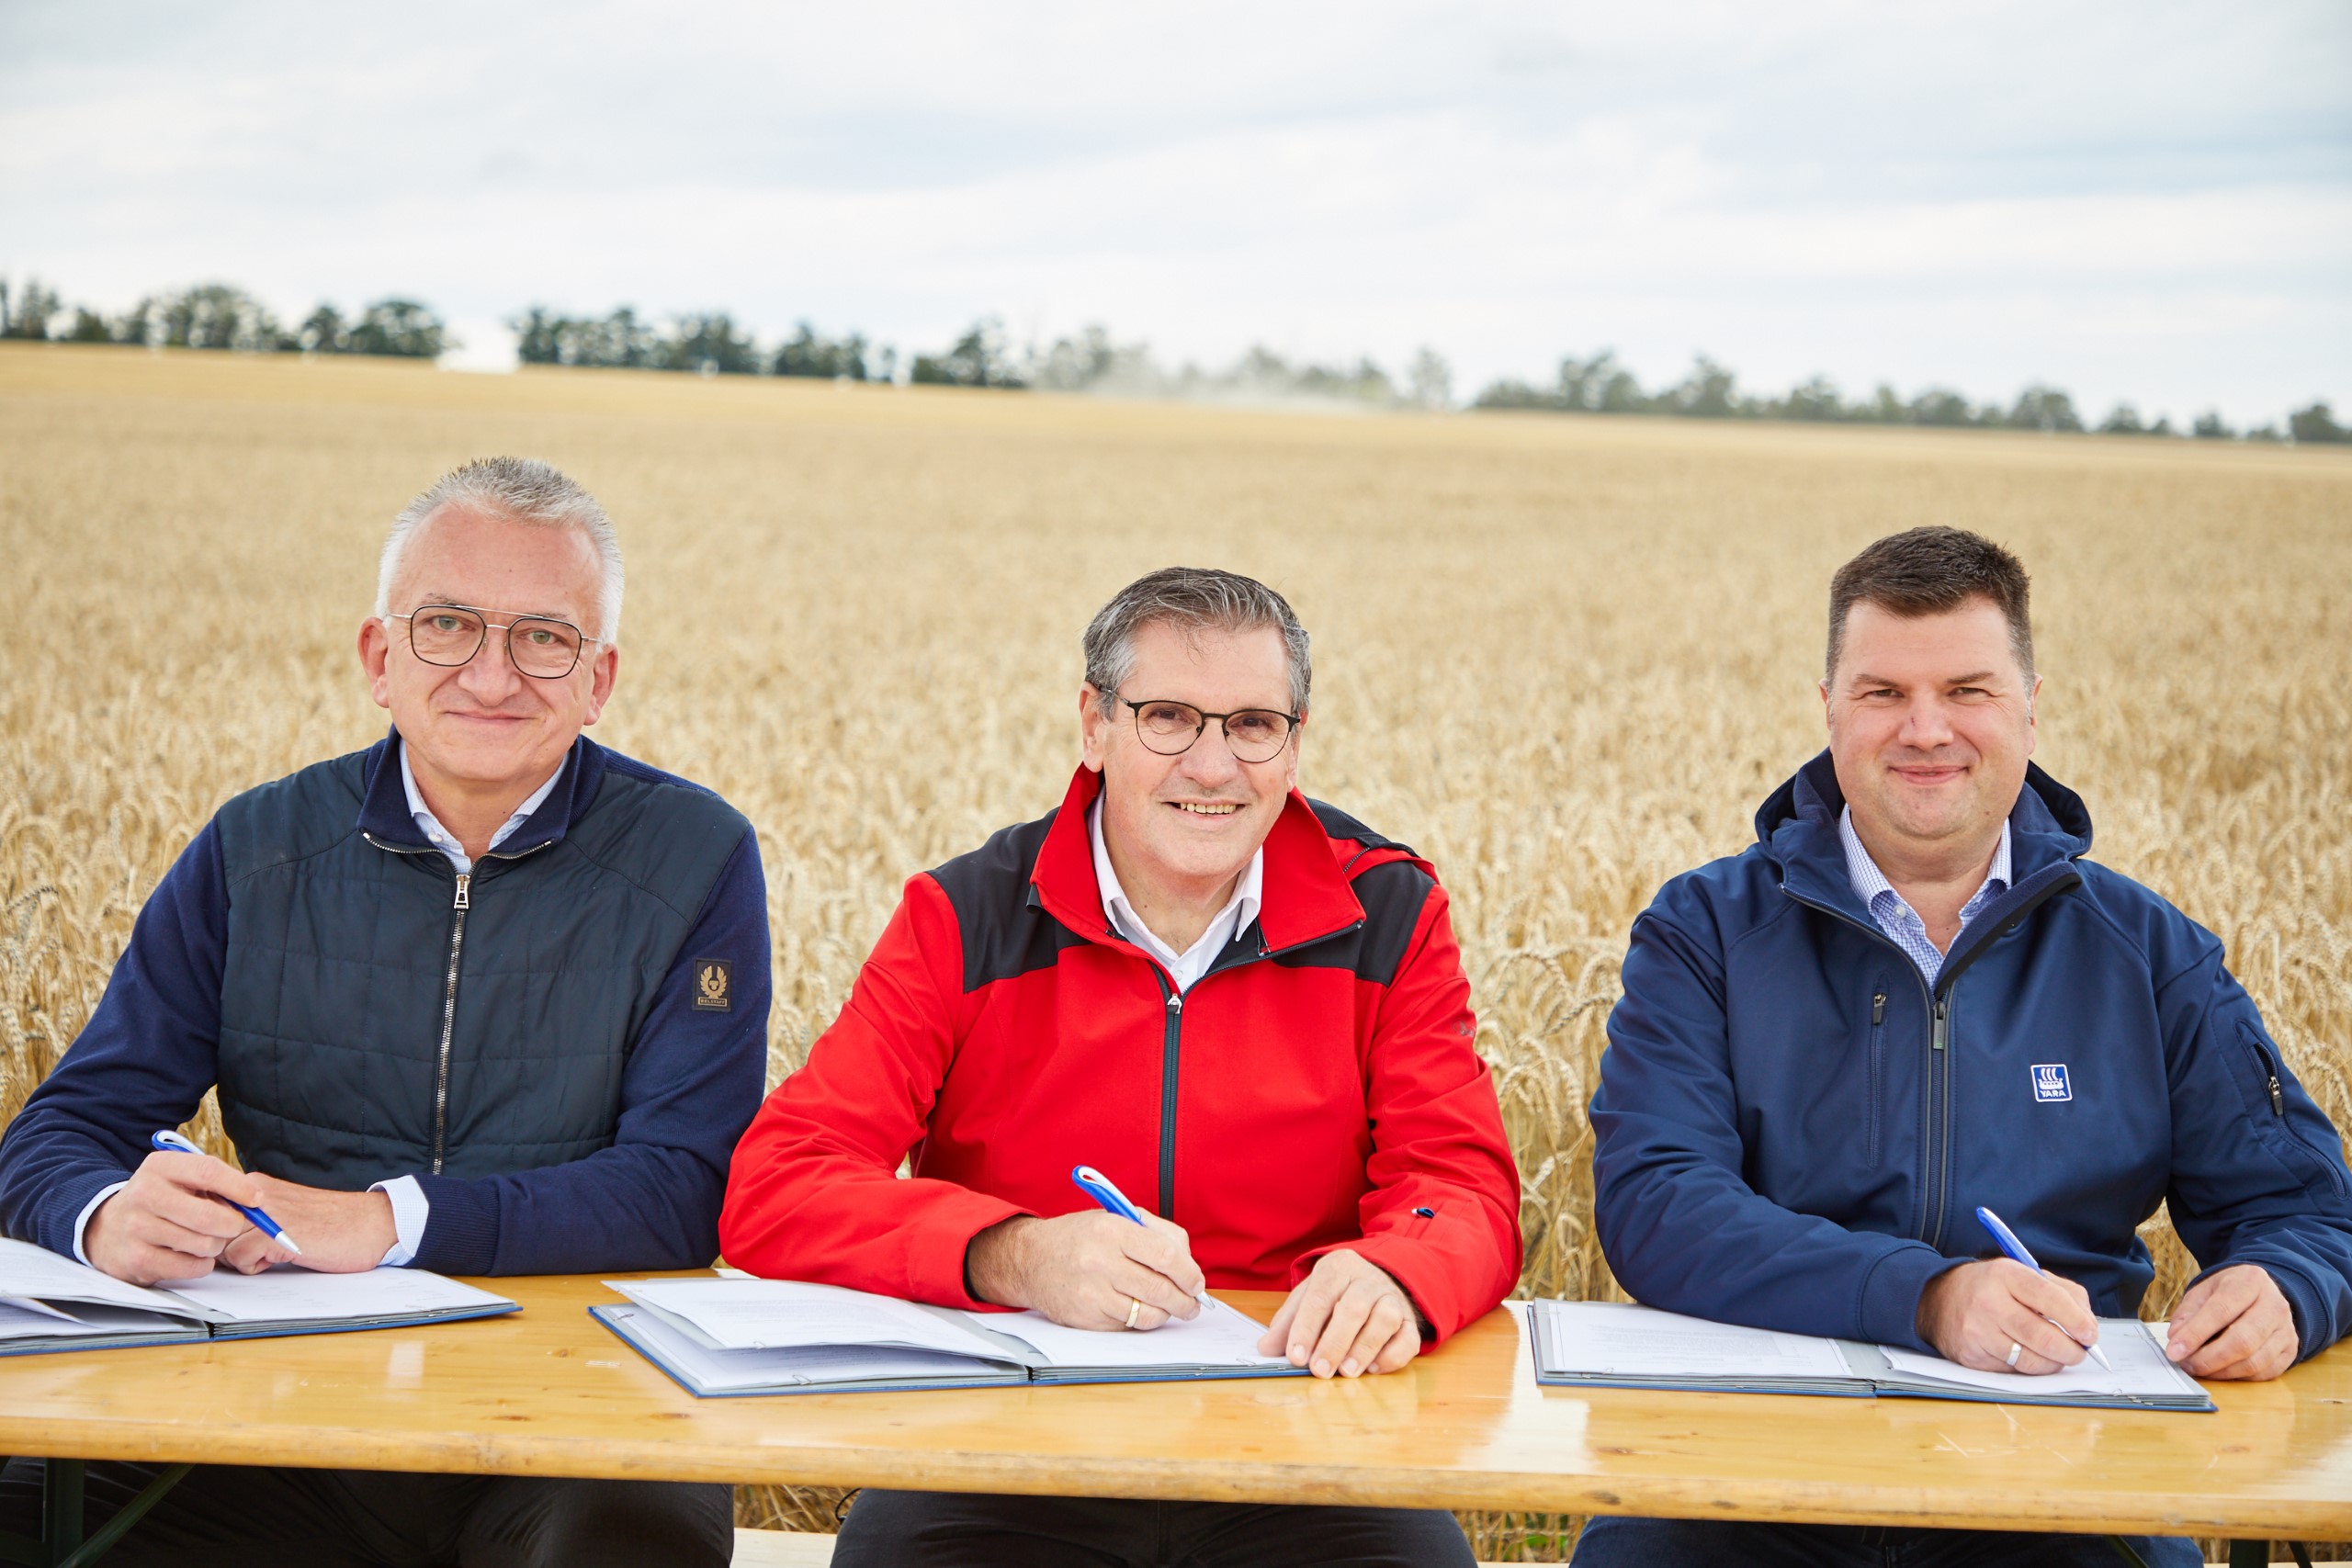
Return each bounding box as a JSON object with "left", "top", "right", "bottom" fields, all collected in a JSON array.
[
  {"left": 0, "top": 457, "right": 765, "bottom": 1565},
  {"left": 721, "top": 566, "right": 1520, "bottom": 1565}
]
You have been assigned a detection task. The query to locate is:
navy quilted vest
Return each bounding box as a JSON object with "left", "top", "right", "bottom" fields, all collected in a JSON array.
[{"left": 209, "top": 735, "right": 748, "bottom": 1188}]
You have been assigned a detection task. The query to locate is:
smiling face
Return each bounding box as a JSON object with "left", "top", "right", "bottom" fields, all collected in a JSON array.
[
  {"left": 1823, "top": 595, "right": 2039, "bottom": 875},
  {"left": 358, "top": 506, "right": 618, "bottom": 802},
  {"left": 1080, "top": 617, "right": 1302, "bottom": 908}
]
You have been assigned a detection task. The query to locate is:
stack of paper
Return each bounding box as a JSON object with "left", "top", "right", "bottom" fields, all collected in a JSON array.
[
  {"left": 596, "top": 1276, "right": 1301, "bottom": 1398},
  {"left": 1526, "top": 1299, "right": 2212, "bottom": 1412},
  {"left": 0, "top": 1237, "right": 517, "bottom": 1356}
]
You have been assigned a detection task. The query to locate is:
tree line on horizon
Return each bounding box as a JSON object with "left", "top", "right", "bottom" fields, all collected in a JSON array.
[
  {"left": 0, "top": 278, "right": 447, "bottom": 359},
  {"left": 5, "top": 275, "right": 2343, "bottom": 445}
]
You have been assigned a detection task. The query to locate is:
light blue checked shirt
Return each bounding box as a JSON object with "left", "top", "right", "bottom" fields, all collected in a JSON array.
[{"left": 1839, "top": 806, "right": 2011, "bottom": 986}]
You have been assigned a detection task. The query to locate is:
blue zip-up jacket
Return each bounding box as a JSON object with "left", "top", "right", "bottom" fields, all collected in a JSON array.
[
  {"left": 1590, "top": 751, "right": 2352, "bottom": 1359},
  {"left": 0, "top": 733, "right": 770, "bottom": 1276}
]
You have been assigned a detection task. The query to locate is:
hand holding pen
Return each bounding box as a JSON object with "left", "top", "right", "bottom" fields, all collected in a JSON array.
[
  {"left": 1973, "top": 1207, "right": 2111, "bottom": 1371},
  {"left": 960, "top": 1167, "right": 1204, "bottom": 1332},
  {"left": 153, "top": 1131, "right": 302, "bottom": 1255}
]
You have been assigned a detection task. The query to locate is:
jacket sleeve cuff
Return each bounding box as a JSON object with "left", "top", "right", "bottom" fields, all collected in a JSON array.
[
  {"left": 1318, "top": 1235, "right": 1476, "bottom": 1344},
  {"left": 904, "top": 1189, "right": 1035, "bottom": 1311},
  {"left": 65, "top": 1174, "right": 133, "bottom": 1265},
  {"left": 2187, "top": 1256, "right": 2325, "bottom": 1362},
  {"left": 407, "top": 1172, "right": 499, "bottom": 1276},
  {"left": 1858, "top": 1244, "right": 1967, "bottom": 1351}
]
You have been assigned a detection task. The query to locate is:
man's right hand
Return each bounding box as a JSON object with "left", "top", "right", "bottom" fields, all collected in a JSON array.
[
  {"left": 82, "top": 1149, "right": 294, "bottom": 1285},
  {"left": 1917, "top": 1258, "right": 2099, "bottom": 1374},
  {"left": 965, "top": 1211, "right": 1204, "bottom": 1331}
]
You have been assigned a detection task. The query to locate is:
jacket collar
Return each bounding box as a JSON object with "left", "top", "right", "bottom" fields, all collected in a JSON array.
[
  {"left": 1758, "top": 748, "right": 2093, "bottom": 921},
  {"left": 356, "top": 728, "right": 605, "bottom": 858},
  {"left": 1029, "top": 765, "right": 1367, "bottom": 954}
]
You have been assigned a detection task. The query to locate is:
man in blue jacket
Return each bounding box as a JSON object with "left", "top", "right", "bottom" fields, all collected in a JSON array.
[
  {"left": 1580, "top": 526, "right": 2352, "bottom": 1568},
  {"left": 0, "top": 457, "right": 767, "bottom": 1566}
]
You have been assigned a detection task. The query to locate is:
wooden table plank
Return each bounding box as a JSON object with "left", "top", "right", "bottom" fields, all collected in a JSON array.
[{"left": 0, "top": 1276, "right": 2343, "bottom": 1538}]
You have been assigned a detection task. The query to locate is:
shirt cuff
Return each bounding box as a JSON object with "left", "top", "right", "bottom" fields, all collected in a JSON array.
[
  {"left": 368, "top": 1175, "right": 430, "bottom": 1267},
  {"left": 70, "top": 1181, "right": 131, "bottom": 1266}
]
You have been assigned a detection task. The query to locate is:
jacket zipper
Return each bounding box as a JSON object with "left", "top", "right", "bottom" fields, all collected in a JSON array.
[
  {"left": 432, "top": 874, "right": 470, "bottom": 1173},
  {"left": 1784, "top": 869, "right": 2077, "bottom": 1248},
  {"left": 1133, "top": 917, "right": 1365, "bottom": 1225},
  {"left": 1156, "top": 982, "right": 1182, "bottom": 1219},
  {"left": 363, "top": 830, "right": 556, "bottom": 1178},
  {"left": 1864, "top": 990, "right": 1887, "bottom": 1164}
]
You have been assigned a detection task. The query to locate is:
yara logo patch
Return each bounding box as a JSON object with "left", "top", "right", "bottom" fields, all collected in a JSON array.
[{"left": 2031, "top": 1063, "right": 2073, "bottom": 1103}]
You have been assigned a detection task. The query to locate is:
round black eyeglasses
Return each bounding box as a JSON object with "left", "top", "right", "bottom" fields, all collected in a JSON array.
[{"left": 1118, "top": 695, "right": 1300, "bottom": 763}]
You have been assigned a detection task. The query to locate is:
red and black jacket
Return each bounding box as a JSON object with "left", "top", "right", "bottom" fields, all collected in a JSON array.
[{"left": 720, "top": 766, "right": 1521, "bottom": 1341}]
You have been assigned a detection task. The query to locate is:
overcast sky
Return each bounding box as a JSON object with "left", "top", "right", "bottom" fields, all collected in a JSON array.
[{"left": 5, "top": 1, "right": 2347, "bottom": 423}]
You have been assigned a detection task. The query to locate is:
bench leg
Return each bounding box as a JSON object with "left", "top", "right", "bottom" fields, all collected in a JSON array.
[
  {"left": 52, "top": 1462, "right": 191, "bottom": 1568},
  {"left": 0, "top": 1460, "right": 193, "bottom": 1568},
  {"left": 40, "top": 1462, "right": 81, "bottom": 1566}
]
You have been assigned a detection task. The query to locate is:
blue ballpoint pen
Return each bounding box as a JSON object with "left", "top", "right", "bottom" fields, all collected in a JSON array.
[
  {"left": 1974, "top": 1205, "right": 2109, "bottom": 1371},
  {"left": 1071, "top": 1165, "right": 1149, "bottom": 1227},
  {"left": 152, "top": 1130, "right": 302, "bottom": 1256},
  {"left": 1071, "top": 1165, "right": 1208, "bottom": 1304}
]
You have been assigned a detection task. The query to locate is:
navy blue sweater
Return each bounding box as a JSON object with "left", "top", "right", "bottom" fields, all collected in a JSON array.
[
  {"left": 1592, "top": 753, "right": 2352, "bottom": 1360},
  {"left": 0, "top": 735, "right": 770, "bottom": 1276}
]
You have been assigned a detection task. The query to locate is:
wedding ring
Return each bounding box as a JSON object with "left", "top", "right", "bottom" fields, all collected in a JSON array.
[
  {"left": 2005, "top": 1340, "right": 2022, "bottom": 1368},
  {"left": 1125, "top": 1296, "right": 1143, "bottom": 1330}
]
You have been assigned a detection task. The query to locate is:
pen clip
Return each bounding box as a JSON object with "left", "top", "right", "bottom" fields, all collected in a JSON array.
[{"left": 150, "top": 1130, "right": 202, "bottom": 1156}]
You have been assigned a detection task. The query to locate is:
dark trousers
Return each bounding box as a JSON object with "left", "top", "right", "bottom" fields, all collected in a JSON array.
[
  {"left": 1569, "top": 1516, "right": 2202, "bottom": 1567},
  {"left": 0, "top": 1458, "right": 731, "bottom": 1568},
  {"left": 830, "top": 1488, "right": 1476, "bottom": 1567}
]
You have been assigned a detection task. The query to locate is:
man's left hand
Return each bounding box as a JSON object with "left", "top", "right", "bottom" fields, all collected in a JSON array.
[
  {"left": 1257, "top": 1249, "right": 1421, "bottom": 1379},
  {"left": 218, "top": 1177, "right": 400, "bottom": 1275},
  {"left": 2166, "top": 1263, "right": 2297, "bottom": 1381}
]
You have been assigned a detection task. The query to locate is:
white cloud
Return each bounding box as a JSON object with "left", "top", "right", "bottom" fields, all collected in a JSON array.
[{"left": 3, "top": 0, "right": 2346, "bottom": 423}]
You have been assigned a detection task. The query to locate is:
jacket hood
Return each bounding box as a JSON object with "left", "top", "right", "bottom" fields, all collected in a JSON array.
[{"left": 1754, "top": 750, "right": 2094, "bottom": 919}]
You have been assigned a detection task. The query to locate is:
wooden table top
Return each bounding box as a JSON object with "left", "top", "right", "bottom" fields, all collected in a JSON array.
[{"left": 0, "top": 1275, "right": 2345, "bottom": 1538}]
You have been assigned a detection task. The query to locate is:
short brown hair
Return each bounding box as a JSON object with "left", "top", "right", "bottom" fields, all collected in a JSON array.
[
  {"left": 1082, "top": 567, "right": 1311, "bottom": 716},
  {"left": 1826, "top": 526, "right": 2033, "bottom": 681}
]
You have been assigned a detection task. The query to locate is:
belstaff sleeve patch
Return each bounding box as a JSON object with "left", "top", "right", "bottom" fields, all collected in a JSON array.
[{"left": 693, "top": 958, "right": 733, "bottom": 1010}]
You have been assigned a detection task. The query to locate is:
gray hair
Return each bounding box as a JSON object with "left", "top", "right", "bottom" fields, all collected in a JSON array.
[
  {"left": 375, "top": 457, "right": 624, "bottom": 642},
  {"left": 1082, "top": 567, "right": 1311, "bottom": 716}
]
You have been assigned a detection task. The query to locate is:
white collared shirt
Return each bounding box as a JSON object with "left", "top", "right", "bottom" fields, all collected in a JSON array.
[
  {"left": 1839, "top": 805, "right": 2013, "bottom": 986},
  {"left": 1091, "top": 799, "right": 1263, "bottom": 993},
  {"left": 399, "top": 742, "right": 563, "bottom": 875}
]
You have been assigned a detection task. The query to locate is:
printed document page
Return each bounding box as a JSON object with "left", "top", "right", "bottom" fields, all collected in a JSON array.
[
  {"left": 1534, "top": 1301, "right": 1853, "bottom": 1380},
  {"left": 0, "top": 1299, "right": 144, "bottom": 1338},
  {"left": 1878, "top": 1319, "right": 2198, "bottom": 1398},
  {"left": 162, "top": 1264, "right": 511, "bottom": 1323},
  {"left": 604, "top": 1306, "right": 1013, "bottom": 1393},
  {"left": 989, "top": 1295, "right": 1289, "bottom": 1370},
  {"left": 0, "top": 1237, "right": 198, "bottom": 1319},
  {"left": 614, "top": 1278, "right": 1008, "bottom": 1359}
]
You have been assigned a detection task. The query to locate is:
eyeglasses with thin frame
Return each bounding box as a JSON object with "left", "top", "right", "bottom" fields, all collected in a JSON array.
[
  {"left": 1117, "top": 694, "right": 1300, "bottom": 763},
  {"left": 384, "top": 604, "right": 605, "bottom": 680}
]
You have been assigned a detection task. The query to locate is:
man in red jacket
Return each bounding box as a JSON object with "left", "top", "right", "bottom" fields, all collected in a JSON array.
[{"left": 722, "top": 566, "right": 1520, "bottom": 1566}]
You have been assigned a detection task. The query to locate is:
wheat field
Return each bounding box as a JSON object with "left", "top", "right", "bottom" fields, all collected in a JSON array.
[{"left": 4, "top": 344, "right": 2349, "bottom": 1558}]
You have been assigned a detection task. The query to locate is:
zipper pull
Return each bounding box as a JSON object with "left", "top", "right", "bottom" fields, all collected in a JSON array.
[
  {"left": 453, "top": 873, "right": 471, "bottom": 910},
  {"left": 1931, "top": 999, "right": 1948, "bottom": 1052},
  {"left": 2269, "top": 1074, "right": 2285, "bottom": 1116},
  {"left": 1165, "top": 992, "right": 1182, "bottom": 1015},
  {"left": 1871, "top": 991, "right": 1885, "bottom": 1025}
]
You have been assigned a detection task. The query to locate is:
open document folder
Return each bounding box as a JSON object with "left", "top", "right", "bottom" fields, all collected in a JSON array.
[
  {"left": 1526, "top": 1299, "right": 2213, "bottom": 1412},
  {"left": 0, "top": 1236, "right": 517, "bottom": 1355},
  {"left": 594, "top": 1276, "right": 1306, "bottom": 1397}
]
